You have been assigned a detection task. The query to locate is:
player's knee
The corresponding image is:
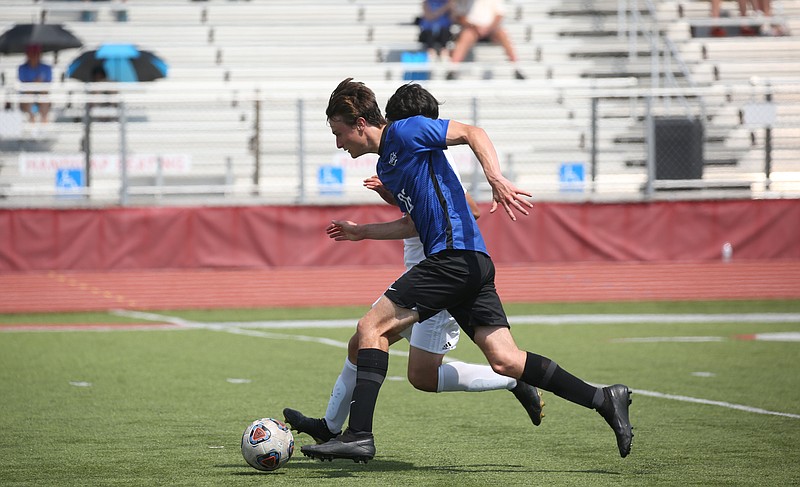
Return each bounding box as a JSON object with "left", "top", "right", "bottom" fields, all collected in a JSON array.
[
  {"left": 347, "top": 334, "right": 359, "bottom": 362},
  {"left": 407, "top": 367, "right": 438, "bottom": 392},
  {"left": 355, "top": 318, "right": 378, "bottom": 339},
  {"left": 487, "top": 353, "right": 522, "bottom": 378},
  {"left": 489, "top": 361, "right": 515, "bottom": 378}
]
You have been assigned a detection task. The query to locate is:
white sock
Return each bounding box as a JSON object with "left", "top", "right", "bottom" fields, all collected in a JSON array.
[
  {"left": 437, "top": 361, "right": 517, "bottom": 393},
  {"left": 323, "top": 357, "right": 357, "bottom": 434}
]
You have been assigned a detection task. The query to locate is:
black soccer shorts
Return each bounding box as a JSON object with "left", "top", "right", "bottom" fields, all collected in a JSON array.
[{"left": 384, "top": 249, "right": 509, "bottom": 340}]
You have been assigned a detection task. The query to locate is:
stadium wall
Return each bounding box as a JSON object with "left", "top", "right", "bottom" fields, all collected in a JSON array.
[{"left": 0, "top": 199, "right": 798, "bottom": 271}]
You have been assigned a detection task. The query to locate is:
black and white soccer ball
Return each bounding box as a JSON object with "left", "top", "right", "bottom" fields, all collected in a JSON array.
[{"left": 241, "top": 418, "right": 294, "bottom": 471}]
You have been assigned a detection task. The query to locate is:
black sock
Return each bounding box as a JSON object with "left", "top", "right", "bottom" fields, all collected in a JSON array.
[
  {"left": 520, "top": 352, "right": 602, "bottom": 409},
  {"left": 347, "top": 348, "right": 388, "bottom": 433}
]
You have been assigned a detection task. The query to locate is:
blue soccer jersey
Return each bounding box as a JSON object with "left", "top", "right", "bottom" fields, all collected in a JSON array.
[{"left": 377, "top": 116, "right": 487, "bottom": 257}]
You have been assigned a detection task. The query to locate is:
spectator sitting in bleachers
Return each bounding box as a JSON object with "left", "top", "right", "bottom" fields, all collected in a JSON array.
[
  {"left": 89, "top": 66, "right": 119, "bottom": 122},
  {"left": 710, "top": 0, "right": 787, "bottom": 37},
  {"left": 755, "top": 0, "right": 789, "bottom": 36},
  {"left": 17, "top": 44, "right": 52, "bottom": 124},
  {"left": 418, "top": 0, "right": 455, "bottom": 60},
  {"left": 447, "top": 0, "right": 524, "bottom": 80}
]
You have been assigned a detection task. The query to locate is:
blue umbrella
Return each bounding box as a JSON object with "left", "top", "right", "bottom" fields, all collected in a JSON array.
[{"left": 66, "top": 44, "right": 168, "bottom": 82}]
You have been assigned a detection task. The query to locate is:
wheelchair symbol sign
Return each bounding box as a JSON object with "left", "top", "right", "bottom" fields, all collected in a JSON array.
[
  {"left": 559, "top": 163, "right": 585, "bottom": 192},
  {"left": 318, "top": 165, "right": 344, "bottom": 195},
  {"left": 56, "top": 168, "right": 85, "bottom": 195}
]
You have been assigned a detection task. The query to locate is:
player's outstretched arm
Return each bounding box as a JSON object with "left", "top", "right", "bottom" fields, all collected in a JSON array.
[
  {"left": 326, "top": 215, "right": 417, "bottom": 242},
  {"left": 364, "top": 175, "right": 397, "bottom": 206},
  {"left": 445, "top": 120, "right": 533, "bottom": 221}
]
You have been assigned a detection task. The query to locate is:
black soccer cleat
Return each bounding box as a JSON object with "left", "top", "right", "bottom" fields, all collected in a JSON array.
[
  {"left": 300, "top": 428, "right": 376, "bottom": 464},
  {"left": 282, "top": 408, "right": 338, "bottom": 444},
  {"left": 511, "top": 382, "right": 545, "bottom": 426},
  {"left": 596, "top": 384, "right": 633, "bottom": 458}
]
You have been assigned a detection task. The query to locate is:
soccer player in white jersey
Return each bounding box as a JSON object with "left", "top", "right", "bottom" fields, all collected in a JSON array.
[
  {"left": 301, "top": 79, "right": 633, "bottom": 463},
  {"left": 283, "top": 83, "right": 544, "bottom": 445}
]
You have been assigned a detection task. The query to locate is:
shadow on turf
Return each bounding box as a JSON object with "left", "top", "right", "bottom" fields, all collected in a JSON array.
[
  {"left": 428, "top": 465, "right": 622, "bottom": 475},
  {"left": 220, "top": 461, "right": 621, "bottom": 477},
  {"left": 220, "top": 458, "right": 414, "bottom": 478}
]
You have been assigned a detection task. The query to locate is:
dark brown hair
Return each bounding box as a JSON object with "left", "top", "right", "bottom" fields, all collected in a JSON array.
[
  {"left": 326, "top": 78, "right": 386, "bottom": 127},
  {"left": 385, "top": 82, "right": 441, "bottom": 122}
]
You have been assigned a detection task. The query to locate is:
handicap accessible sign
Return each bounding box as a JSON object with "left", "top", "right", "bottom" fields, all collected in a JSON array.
[
  {"left": 56, "top": 168, "right": 85, "bottom": 195},
  {"left": 559, "top": 162, "right": 585, "bottom": 192},
  {"left": 318, "top": 165, "right": 344, "bottom": 195}
]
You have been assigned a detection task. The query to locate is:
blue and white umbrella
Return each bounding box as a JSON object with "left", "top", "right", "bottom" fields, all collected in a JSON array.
[{"left": 66, "top": 44, "right": 168, "bottom": 82}]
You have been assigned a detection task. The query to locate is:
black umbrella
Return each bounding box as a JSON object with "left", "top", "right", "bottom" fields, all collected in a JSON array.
[
  {"left": 0, "top": 23, "right": 83, "bottom": 54},
  {"left": 66, "top": 44, "right": 168, "bottom": 82}
]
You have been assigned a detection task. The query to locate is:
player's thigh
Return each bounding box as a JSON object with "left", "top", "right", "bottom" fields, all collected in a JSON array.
[
  {"left": 407, "top": 346, "right": 445, "bottom": 383},
  {"left": 387, "top": 251, "right": 476, "bottom": 322},
  {"left": 400, "top": 311, "right": 460, "bottom": 354},
  {"left": 449, "top": 257, "right": 509, "bottom": 339},
  {"left": 359, "top": 295, "right": 418, "bottom": 339},
  {"left": 472, "top": 326, "right": 526, "bottom": 377}
]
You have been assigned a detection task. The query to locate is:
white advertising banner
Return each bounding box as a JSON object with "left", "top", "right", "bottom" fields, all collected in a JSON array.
[{"left": 19, "top": 153, "right": 192, "bottom": 176}]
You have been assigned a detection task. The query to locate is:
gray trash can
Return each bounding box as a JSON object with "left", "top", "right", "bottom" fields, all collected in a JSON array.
[{"left": 655, "top": 117, "right": 704, "bottom": 180}]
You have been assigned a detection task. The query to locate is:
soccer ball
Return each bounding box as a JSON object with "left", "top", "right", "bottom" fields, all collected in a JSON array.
[{"left": 241, "top": 418, "right": 294, "bottom": 471}]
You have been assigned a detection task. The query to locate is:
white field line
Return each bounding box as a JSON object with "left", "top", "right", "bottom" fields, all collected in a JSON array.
[
  {"left": 612, "top": 332, "right": 800, "bottom": 343},
  {"left": 507, "top": 313, "right": 800, "bottom": 326},
  {"left": 0, "top": 324, "right": 187, "bottom": 332},
  {"left": 3, "top": 311, "right": 796, "bottom": 417},
  {"left": 114, "top": 310, "right": 800, "bottom": 419},
  {"left": 109, "top": 309, "right": 414, "bottom": 360},
  {"left": 109, "top": 311, "right": 800, "bottom": 330},
  {"left": 751, "top": 332, "right": 800, "bottom": 341},
  {"left": 611, "top": 336, "right": 727, "bottom": 343},
  {"left": 631, "top": 389, "right": 800, "bottom": 420}
]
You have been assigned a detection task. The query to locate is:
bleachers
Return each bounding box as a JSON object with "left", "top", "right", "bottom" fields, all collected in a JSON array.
[{"left": 1, "top": 0, "right": 799, "bottom": 205}]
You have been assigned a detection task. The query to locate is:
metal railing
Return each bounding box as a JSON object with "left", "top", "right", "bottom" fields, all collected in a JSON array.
[{"left": 1, "top": 80, "right": 798, "bottom": 207}]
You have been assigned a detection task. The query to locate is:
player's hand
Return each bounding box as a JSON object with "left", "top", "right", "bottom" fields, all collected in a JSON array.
[
  {"left": 364, "top": 175, "right": 397, "bottom": 206},
  {"left": 489, "top": 177, "right": 533, "bottom": 221},
  {"left": 326, "top": 220, "right": 365, "bottom": 241},
  {"left": 363, "top": 175, "right": 383, "bottom": 191}
]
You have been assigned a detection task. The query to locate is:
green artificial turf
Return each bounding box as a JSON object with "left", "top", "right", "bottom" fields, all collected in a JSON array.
[{"left": 1, "top": 300, "right": 798, "bottom": 486}]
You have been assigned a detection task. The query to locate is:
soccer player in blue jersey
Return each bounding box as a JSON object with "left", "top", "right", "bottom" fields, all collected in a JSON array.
[
  {"left": 283, "top": 83, "right": 544, "bottom": 445},
  {"left": 302, "top": 79, "right": 633, "bottom": 463}
]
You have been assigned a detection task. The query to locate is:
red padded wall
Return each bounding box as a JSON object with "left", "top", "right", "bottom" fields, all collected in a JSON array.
[{"left": 1, "top": 199, "right": 798, "bottom": 271}]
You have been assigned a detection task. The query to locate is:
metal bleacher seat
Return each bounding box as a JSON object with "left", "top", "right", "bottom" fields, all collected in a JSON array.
[
  {"left": 203, "top": 2, "right": 362, "bottom": 26},
  {"left": 3, "top": 0, "right": 798, "bottom": 203}
]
